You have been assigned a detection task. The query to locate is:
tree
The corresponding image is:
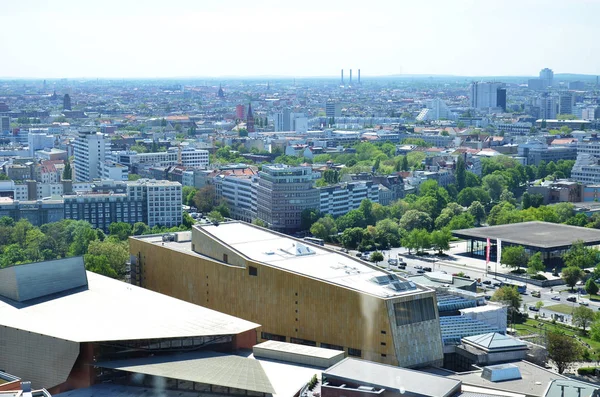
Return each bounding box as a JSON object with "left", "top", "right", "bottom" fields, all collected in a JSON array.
[
  {"left": 562, "top": 266, "right": 584, "bottom": 291},
  {"left": 301, "top": 208, "right": 322, "bottom": 231},
  {"left": 84, "top": 239, "right": 129, "bottom": 279},
  {"left": 252, "top": 218, "right": 267, "bottom": 228},
  {"left": 491, "top": 286, "right": 522, "bottom": 311},
  {"left": 431, "top": 228, "right": 451, "bottom": 255},
  {"left": 585, "top": 278, "right": 599, "bottom": 296},
  {"left": 62, "top": 161, "right": 72, "bottom": 180},
  {"left": 483, "top": 173, "right": 507, "bottom": 201},
  {"left": 535, "top": 301, "right": 544, "bottom": 310},
  {"left": 132, "top": 222, "right": 149, "bottom": 236},
  {"left": 182, "top": 212, "right": 195, "bottom": 229},
  {"left": 340, "top": 227, "right": 366, "bottom": 250},
  {"left": 370, "top": 251, "right": 384, "bottom": 264},
  {"left": 182, "top": 186, "right": 198, "bottom": 207},
  {"left": 527, "top": 252, "right": 545, "bottom": 275},
  {"left": 399, "top": 210, "right": 432, "bottom": 232},
  {"left": 501, "top": 245, "right": 529, "bottom": 270},
  {"left": 401, "top": 156, "right": 409, "bottom": 171},
  {"left": 456, "top": 155, "right": 466, "bottom": 191},
  {"left": 193, "top": 185, "right": 217, "bottom": 213},
  {"left": 468, "top": 201, "right": 486, "bottom": 226},
  {"left": 108, "top": 222, "right": 132, "bottom": 241},
  {"left": 128, "top": 174, "right": 142, "bottom": 181},
  {"left": 457, "top": 187, "right": 490, "bottom": 207},
  {"left": 207, "top": 210, "right": 224, "bottom": 222},
  {"left": 562, "top": 241, "right": 599, "bottom": 270},
  {"left": 547, "top": 331, "right": 582, "bottom": 374},
  {"left": 522, "top": 192, "right": 532, "bottom": 209},
  {"left": 310, "top": 215, "right": 337, "bottom": 242},
  {"left": 573, "top": 306, "right": 596, "bottom": 332}
]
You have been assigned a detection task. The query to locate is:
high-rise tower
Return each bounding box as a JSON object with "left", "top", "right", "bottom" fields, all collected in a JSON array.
[
  {"left": 246, "top": 103, "right": 255, "bottom": 133},
  {"left": 350, "top": 69, "right": 353, "bottom": 85},
  {"left": 341, "top": 69, "right": 344, "bottom": 85},
  {"left": 217, "top": 84, "right": 224, "bottom": 98},
  {"left": 63, "top": 94, "right": 71, "bottom": 111},
  {"left": 358, "top": 69, "right": 361, "bottom": 84}
]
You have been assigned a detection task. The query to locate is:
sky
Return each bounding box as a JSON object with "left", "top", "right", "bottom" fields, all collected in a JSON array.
[{"left": 1, "top": 0, "right": 600, "bottom": 79}]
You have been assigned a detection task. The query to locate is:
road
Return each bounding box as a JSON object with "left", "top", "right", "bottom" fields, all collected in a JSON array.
[{"left": 338, "top": 246, "right": 600, "bottom": 325}]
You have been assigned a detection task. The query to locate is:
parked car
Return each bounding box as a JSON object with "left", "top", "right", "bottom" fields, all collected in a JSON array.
[
  {"left": 484, "top": 295, "right": 492, "bottom": 300},
  {"left": 423, "top": 267, "right": 432, "bottom": 272},
  {"left": 566, "top": 296, "right": 577, "bottom": 302},
  {"left": 388, "top": 258, "right": 399, "bottom": 266},
  {"left": 416, "top": 269, "right": 425, "bottom": 274},
  {"left": 529, "top": 305, "right": 539, "bottom": 312},
  {"left": 532, "top": 291, "right": 541, "bottom": 298},
  {"left": 551, "top": 295, "right": 561, "bottom": 301},
  {"left": 580, "top": 301, "right": 589, "bottom": 306},
  {"left": 415, "top": 265, "right": 423, "bottom": 270},
  {"left": 482, "top": 280, "right": 492, "bottom": 285},
  {"left": 492, "top": 282, "right": 502, "bottom": 287}
]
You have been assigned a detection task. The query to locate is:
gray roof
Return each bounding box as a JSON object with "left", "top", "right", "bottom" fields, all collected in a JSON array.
[
  {"left": 452, "top": 221, "right": 600, "bottom": 250},
  {"left": 95, "top": 351, "right": 275, "bottom": 395},
  {"left": 545, "top": 379, "right": 599, "bottom": 397},
  {"left": 462, "top": 333, "right": 528, "bottom": 351},
  {"left": 54, "top": 384, "right": 201, "bottom": 397},
  {"left": 0, "top": 270, "right": 258, "bottom": 343},
  {"left": 254, "top": 340, "right": 344, "bottom": 359},
  {"left": 425, "top": 360, "right": 566, "bottom": 397},
  {"left": 324, "top": 358, "right": 461, "bottom": 397}
]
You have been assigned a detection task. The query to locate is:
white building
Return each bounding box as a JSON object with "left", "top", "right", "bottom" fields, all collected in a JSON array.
[
  {"left": 101, "top": 160, "right": 129, "bottom": 181},
  {"left": 416, "top": 98, "right": 454, "bottom": 121},
  {"left": 571, "top": 142, "right": 600, "bottom": 184},
  {"left": 176, "top": 147, "right": 210, "bottom": 168},
  {"left": 73, "top": 132, "right": 110, "bottom": 182},
  {"left": 539, "top": 95, "right": 557, "bottom": 120},
  {"left": 469, "top": 82, "right": 505, "bottom": 110},
  {"left": 28, "top": 128, "right": 56, "bottom": 157},
  {"left": 134, "top": 179, "right": 182, "bottom": 227},
  {"left": 325, "top": 102, "right": 342, "bottom": 119},
  {"left": 539, "top": 68, "right": 554, "bottom": 88},
  {"left": 318, "top": 181, "right": 379, "bottom": 217},
  {"left": 213, "top": 169, "right": 258, "bottom": 223},
  {"left": 115, "top": 148, "right": 209, "bottom": 169}
]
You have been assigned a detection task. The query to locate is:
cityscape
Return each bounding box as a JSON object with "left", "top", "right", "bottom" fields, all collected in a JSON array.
[{"left": 2, "top": 2, "right": 600, "bottom": 397}]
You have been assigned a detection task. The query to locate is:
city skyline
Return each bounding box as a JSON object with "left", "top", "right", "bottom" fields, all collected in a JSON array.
[{"left": 2, "top": 0, "right": 600, "bottom": 79}]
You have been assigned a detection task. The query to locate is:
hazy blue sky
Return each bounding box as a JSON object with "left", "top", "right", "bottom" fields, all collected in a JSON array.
[{"left": 1, "top": 0, "right": 599, "bottom": 78}]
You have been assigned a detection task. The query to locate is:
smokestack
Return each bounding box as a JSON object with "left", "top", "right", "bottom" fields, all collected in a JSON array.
[
  {"left": 341, "top": 69, "right": 344, "bottom": 85},
  {"left": 358, "top": 69, "right": 361, "bottom": 84},
  {"left": 350, "top": 69, "right": 353, "bottom": 84}
]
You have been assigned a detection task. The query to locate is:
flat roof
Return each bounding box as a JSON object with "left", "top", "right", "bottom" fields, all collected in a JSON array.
[
  {"left": 452, "top": 221, "right": 600, "bottom": 250},
  {"left": 95, "top": 351, "right": 275, "bottom": 395},
  {"left": 54, "top": 384, "right": 201, "bottom": 397},
  {"left": 424, "top": 361, "right": 566, "bottom": 397},
  {"left": 545, "top": 379, "right": 599, "bottom": 397},
  {"left": 324, "top": 358, "right": 461, "bottom": 397},
  {"left": 134, "top": 223, "right": 430, "bottom": 299},
  {"left": 254, "top": 340, "right": 343, "bottom": 360},
  {"left": 0, "top": 271, "right": 258, "bottom": 343}
]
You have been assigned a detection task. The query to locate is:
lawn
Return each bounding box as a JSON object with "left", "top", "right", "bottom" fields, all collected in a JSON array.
[
  {"left": 514, "top": 317, "right": 600, "bottom": 353},
  {"left": 546, "top": 304, "right": 577, "bottom": 315}
]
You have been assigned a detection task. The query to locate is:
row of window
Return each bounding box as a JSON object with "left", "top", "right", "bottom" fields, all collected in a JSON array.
[{"left": 260, "top": 332, "right": 362, "bottom": 357}]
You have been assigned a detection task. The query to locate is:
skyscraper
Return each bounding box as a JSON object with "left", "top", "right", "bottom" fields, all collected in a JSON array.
[
  {"left": 540, "top": 68, "right": 554, "bottom": 88},
  {"left": 325, "top": 101, "right": 342, "bottom": 119},
  {"left": 63, "top": 94, "right": 71, "bottom": 111},
  {"left": 539, "top": 94, "right": 557, "bottom": 120},
  {"left": 73, "top": 131, "right": 110, "bottom": 182},
  {"left": 246, "top": 103, "right": 255, "bottom": 133},
  {"left": 358, "top": 69, "right": 361, "bottom": 84},
  {"left": 469, "top": 82, "right": 506, "bottom": 110},
  {"left": 341, "top": 69, "right": 344, "bottom": 85}
]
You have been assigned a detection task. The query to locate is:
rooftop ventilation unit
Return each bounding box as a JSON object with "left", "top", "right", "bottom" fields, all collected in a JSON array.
[{"left": 482, "top": 364, "right": 522, "bottom": 382}]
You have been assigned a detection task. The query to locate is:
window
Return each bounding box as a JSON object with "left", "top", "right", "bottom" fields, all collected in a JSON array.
[
  {"left": 261, "top": 332, "right": 286, "bottom": 342},
  {"left": 290, "top": 337, "right": 316, "bottom": 347},
  {"left": 249, "top": 266, "right": 258, "bottom": 276},
  {"left": 223, "top": 253, "right": 228, "bottom": 263},
  {"left": 393, "top": 297, "right": 436, "bottom": 326},
  {"left": 320, "top": 342, "right": 344, "bottom": 351},
  {"left": 348, "top": 348, "right": 362, "bottom": 357},
  {"left": 381, "top": 342, "right": 386, "bottom": 346},
  {"left": 381, "top": 330, "right": 387, "bottom": 335},
  {"left": 381, "top": 354, "right": 387, "bottom": 358}
]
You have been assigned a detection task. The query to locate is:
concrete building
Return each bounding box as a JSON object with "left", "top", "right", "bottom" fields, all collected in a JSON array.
[
  {"left": 64, "top": 179, "right": 182, "bottom": 230},
  {"left": 256, "top": 165, "right": 319, "bottom": 233},
  {"left": 318, "top": 181, "right": 379, "bottom": 217},
  {"left": 36, "top": 148, "right": 68, "bottom": 161},
  {"left": 539, "top": 95, "right": 557, "bottom": 120},
  {"left": 73, "top": 131, "right": 110, "bottom": 182},
  {"left": 559, "top": 92, "right": 575, "bottom": 115},
  {"left": 0, "top": 197, "right": 64, "bottom": 226},
  {"left": 527, "top": 180, "right": 582, "bottom": 204},
  {"left": 0, "top": 115, "right": 10, "bottom": 133},
  {"left": 325, "top": 101, "right": 342, "bottom": 119},
  {"left": 213, "top": 167, "right": 258, "bottom": 223},
  {"left": 572, "top": 142, "right": 600, "bottom": 184},
  {"left": 28, "top": 129, "right": 56, "bottom": 157},
  {"left": 469, "top": 82, "right": 505, "bottom": 110},
  {"left": 517, "top": 140, "right": 577, "bottom": 166},
  {"left": 416, "top": 99, "right": 455, "bottom": 121},
  {"left": 0, "top": 258, "right": 263, "bottom": 395},
  {"left": 100, "top": 160, "right": 128, "bottom": 181},
  {"left": 115, "top": 148, "right": 209, "bottom": 169},
  {"left": 129, "top": 222, "right": 445, "bottom": 368},
  {"left": 540, "top": 67, "right": 554, "bottom": 88}
]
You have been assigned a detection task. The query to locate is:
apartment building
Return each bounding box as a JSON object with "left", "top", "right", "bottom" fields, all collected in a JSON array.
[
  {"left": 213, "top": 167, "right": 258, "bottom": 223},
  {"left": 318, "top": 181, "right": 379, "bottom": 217},
  {"left": 73, "top": 131, "right": 110, "bottom": 182}
]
